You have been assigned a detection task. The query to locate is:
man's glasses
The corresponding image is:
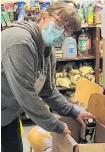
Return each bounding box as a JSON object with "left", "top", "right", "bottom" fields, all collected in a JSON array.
[{"left": 51, "top": 15, "right": 72, "bottom": 37}]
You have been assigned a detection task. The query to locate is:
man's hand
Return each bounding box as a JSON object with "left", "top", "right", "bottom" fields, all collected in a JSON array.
[
  {"left": 77, "top": 112, "right": 95, "bottom": 128},
  {"left": 63, "top": 123, "right": 71, "bottom": 134}
]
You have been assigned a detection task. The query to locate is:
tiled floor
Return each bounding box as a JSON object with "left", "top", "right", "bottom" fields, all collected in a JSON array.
[{"left": 22, "top": 126, "right": 34, "bottom": 152}]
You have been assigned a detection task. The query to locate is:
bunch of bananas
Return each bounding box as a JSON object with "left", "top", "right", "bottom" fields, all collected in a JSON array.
[
  {"left": 56, "top": 64, "right": 95, "bottom": 88},
  {"left": 56, "top": 77, "right": 71, "bottom": 88},
  {"left": 56, "top": 70, "right": 71, "bottom": 88},
  {"left": 68, "top": 69, "right": 82, "bottom": 86},
  {"left": 79, "top": 66, "right": 95, "bottom": 82}
]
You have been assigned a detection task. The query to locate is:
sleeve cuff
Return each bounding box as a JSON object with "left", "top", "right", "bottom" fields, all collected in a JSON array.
[
  {"left": 53, "top": 121, "right": 65, "bottom": 134},
  {"left": 68, "top": 106, "right": 81, "bottom": 119}
]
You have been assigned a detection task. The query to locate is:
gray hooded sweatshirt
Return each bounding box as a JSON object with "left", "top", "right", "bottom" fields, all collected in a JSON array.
[{"left": 1, "top": 20, "right": 80, "bottom": 134}]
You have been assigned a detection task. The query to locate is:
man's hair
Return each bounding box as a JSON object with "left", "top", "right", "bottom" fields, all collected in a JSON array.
[{"left": 45, "top": 2, "right": 81, "bottom": 32}]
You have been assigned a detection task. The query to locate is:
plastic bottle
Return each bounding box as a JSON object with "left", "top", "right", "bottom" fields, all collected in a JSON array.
[
  {"left": 85, "top": 28, "right": 92, "bottom": 55},
  {"left": 87, "top": 4, "right": 94, "bottom": 23},
  {"left": 17, "top": 1, "right": 26, "bottom": 21},
  {"left": 78, "top": 5, "right": 85, "bottom": 24},
  {"left": 62, "top": 37, "right": 77, "bottom": 58},
  {"left": 83, "top": 0, "right": 88, "bottom": 22},
  {"left": 78, "top": 29, "right": 88, "bottom": 56}
]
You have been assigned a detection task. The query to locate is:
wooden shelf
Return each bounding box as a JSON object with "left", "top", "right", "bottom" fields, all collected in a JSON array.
[
  {"left": 57, "top": 87, "right": 75, "bottom": 91},
  {"left": 81, "top": 23, "right": 97, "bottom": 28},
  {"left": 57, "top": 56, "right": 96, "bottom": 62}
]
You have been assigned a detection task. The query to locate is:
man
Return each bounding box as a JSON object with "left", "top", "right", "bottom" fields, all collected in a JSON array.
[{"left": 1, "top": 2, "right": 94, "bottom": 152}]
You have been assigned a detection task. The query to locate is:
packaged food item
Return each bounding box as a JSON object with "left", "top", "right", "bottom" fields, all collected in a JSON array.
[
  {"left": 4, "top": 3, "right": 14, "bottom": 22},
  {"left": 87, "top": 4, "right": 94, "bottom": 23},
  {"left": 78, "top": 29, "right": 88, "bottom": 56},
  {"left": 8, "top": 12, "right": 14, "bottom": 22},
  {"left": 79, "top": 118, "right": 96, "bottom": 143},
  {"left": 40, "top": 2, "right": 50, "bottom": 10},
  {"left": 78, "top": 5, "right": 85, "bottom": 23},
  {"left": 4, "top": 3, "right": 14, "bottom": 12},
  {"left": 94, "top": 0, "right": 103, "bottom": 24},
  {"left": 2, "top": 11, "right": 11, "bottom": 26},
  {"left": 83, "top": 0, "right": 88, "bottom": 22},
  {"left": 56, "top": 77, "right": 71, "bottom": 88},
  {"left": 17, "top": 1, "right": 26, "bottom": 21},
  {"left": 62, "top": 37, "right": 77, "bottom": 59},
  {"left": 1, "top": 13, "right": 6, "bottom": 27}
]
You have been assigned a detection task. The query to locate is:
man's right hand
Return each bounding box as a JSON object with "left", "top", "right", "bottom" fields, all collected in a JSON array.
[{"left": 63, "top": 123, "right": 71, "bottom": 134}]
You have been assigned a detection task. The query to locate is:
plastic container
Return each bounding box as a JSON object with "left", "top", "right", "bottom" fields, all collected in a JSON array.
[
  {"left": 78, "top": 29, "right": 88, "bottom": 56},
  {"left": 87, "top": 4, "right": 94, "bottom": 23},
  {"left": 62, "top": 37, "right": 77, "bottom": 59},
  {"left": 17, "top": 1, "right": 26, "bottom": 21}
]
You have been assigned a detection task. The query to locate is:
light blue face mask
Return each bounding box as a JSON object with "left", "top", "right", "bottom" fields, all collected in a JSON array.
[{"left": 42, "top": 21, "right": 66, "bottom": 46}]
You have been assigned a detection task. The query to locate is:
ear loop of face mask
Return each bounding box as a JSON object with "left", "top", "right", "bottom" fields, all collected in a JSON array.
[{"left": 42, "top": 55, "right": 45, "bottom": 75}]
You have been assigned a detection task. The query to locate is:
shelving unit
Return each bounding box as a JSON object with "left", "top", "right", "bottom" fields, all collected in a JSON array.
[{"left": 55, "top": 24, "right": 101, "bottom": 91}]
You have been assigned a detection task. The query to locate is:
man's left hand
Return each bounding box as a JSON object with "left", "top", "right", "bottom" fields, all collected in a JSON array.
[{"left": 77, "top": 112, "right": 95, "bottom": 128}]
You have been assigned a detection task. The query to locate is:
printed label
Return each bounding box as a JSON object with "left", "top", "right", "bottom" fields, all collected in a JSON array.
[
  {"left": 78, "top": 38, "right": 88, "bottom": 52},
  {"left": 69, "top": 43, "right": 75, "bottom": 53}
]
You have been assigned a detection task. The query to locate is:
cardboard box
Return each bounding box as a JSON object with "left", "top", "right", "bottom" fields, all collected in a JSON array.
[{"left": 52, "top": 117, "right": 105, "bottom": 152}]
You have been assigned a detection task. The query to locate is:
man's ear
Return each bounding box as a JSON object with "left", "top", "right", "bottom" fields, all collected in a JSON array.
[{"left": 40, "top": 12, "right": 47, "bottom": 24}]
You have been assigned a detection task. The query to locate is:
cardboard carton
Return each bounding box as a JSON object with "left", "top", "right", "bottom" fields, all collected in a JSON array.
[{"left": 52, "top": 117, "right": 105, "bottom": 152}]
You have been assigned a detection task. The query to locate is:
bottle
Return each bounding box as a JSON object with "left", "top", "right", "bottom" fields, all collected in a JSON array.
[
  {"left": 83, "top": 0, "right": 88, "bottom": 22},
  {"left": 17, "top": 1, "right": 26, "bottom": 21},
  {"left": 85, "top": 28, "right": 92, "bottom": 55},
  {"left": 87, "top": 4, "right": 94, "bottom": 24},
  {"left": 78, "top": 29, "right": 88, "bottom": 56},
  {"left": 62, "top": 37, "right": 77, "bottom": 58},
  {"left": 79, "top": 118, "right": 96, "bottom": 144},
  {"left": 78, "top": 5, "right": 85, "bottom": 24}
]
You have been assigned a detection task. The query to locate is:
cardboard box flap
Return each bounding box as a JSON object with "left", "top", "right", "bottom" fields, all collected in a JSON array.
[
  {"left": 95, "top": 121, "right": 105, "bottom": 143},
  {"left": 52, "top": 133, "right": 77, "bottom": 152},
  {"left": 77, "top": 143, "right": 105, "bottom": 152},
  {"left": 88, "top": 93, "right": 105, "bottom": 125}
]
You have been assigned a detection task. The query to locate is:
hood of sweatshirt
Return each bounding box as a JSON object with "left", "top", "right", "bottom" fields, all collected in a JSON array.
[{"left": 10, "top": 20, "right": 43, "bottom": 57}]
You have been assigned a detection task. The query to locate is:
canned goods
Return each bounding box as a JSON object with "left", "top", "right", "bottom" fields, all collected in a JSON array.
[{"left": 79, "top": 118, "right": 96, "bottom": 143}]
